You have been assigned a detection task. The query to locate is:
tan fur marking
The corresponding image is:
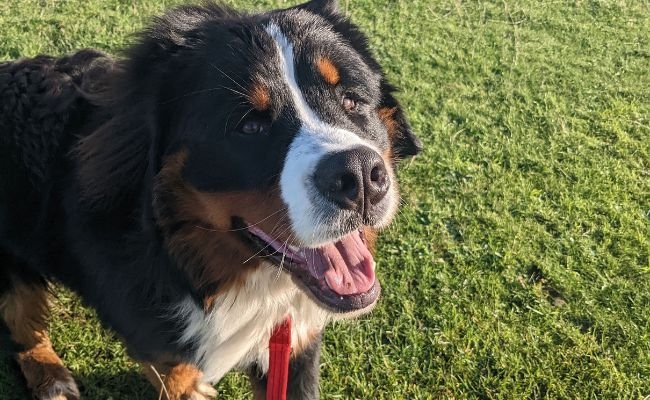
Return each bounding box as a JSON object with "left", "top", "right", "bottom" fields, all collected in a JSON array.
[
  {"left": 363, "top": 226, "right": 379, "bottom": 254},
  {"left": 378, "top": 107, "right": 399, "bottom": 139},
  {"left": 249, "top": 83, "right": 271, "bottom": 111},
  {"left": 1, "top": 283, "right": 79, "bottom": 399},
  {"left": 379, "top": 107, "right": 401, "bottom": 163},
  {"left": 143, "top": 363, "right": 216, "bottom": 400},
  {"left": 17, "top": 344, "right": 70, "bottom": 393},
  {"left": 155, "top": 151, "right": 291, "bottom": 310},
  {"left": 316, "top": 57, "right": 340, "bottom": 85},
  {"left": 0, "top": 283, "right": 49, "bottom": 349}
]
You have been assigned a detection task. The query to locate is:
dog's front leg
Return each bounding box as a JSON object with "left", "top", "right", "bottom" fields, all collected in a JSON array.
[
  {"left": 141, "top": 362, "right": 217, "bottom": 400},
  {"left": 250, "top": 333, "right": 322, "bottom": 400}
]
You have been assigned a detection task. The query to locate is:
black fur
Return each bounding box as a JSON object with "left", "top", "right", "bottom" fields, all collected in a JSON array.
[{"left": 0, "top": 1, "right": 420, "bottom": 397}]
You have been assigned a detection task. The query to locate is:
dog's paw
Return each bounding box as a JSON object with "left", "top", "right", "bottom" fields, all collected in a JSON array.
[
  {"left": 31, "top": 367, "right": 80, "bottom": 400},
  {"left": 33, "top": 379, "right": 81, "bottom": 400},
  {"left": 17, "top": 346, "right": 80, "bottom": 400},
  {"left": 30, "top": 368, "right": 80, "bottom": 400},
  {"left": 185, "top": 382, "right": 218, "bottom": 400},
  {"left": 144, "top": 363, "right": 217, "bottom": 400}
]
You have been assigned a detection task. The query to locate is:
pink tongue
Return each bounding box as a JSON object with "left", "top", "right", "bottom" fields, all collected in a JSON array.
[{"left": 310, "top": 231, "right": 375, "bottom": 296}]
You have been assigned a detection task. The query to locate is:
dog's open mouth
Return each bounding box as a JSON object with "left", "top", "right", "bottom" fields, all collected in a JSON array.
[{"left": 234, "top": 218, "right": 380, "bottom": 312}]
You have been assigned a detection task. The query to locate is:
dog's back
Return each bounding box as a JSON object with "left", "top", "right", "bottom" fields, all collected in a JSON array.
[{"left": 0, "top": 50, "right": 110, "bottom": 248}]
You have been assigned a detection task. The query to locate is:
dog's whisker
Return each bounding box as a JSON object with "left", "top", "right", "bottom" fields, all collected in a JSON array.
[
  {"left": 234, "top": 107, "right": 255, "bottom": 129},
  {"left": 210, "top": 64, "right": 249, "bottom": 92},
  {"left": 191, "top": 207, "right": 287, "bottom": 233},
  {"left": 241, "top": 224, "right": 293, "bottom": 264},
  {"left": 157, "top": 81, "right": 252, "bottom": 106},
  {"left": 158, "top": 87, "right": 223, "bottom": 105},
  {"left": 216, "top": 85, "right": 250, "bottom": 99},
  {"left": 275, "top": 245, "right": 287, "bottom": 283}
]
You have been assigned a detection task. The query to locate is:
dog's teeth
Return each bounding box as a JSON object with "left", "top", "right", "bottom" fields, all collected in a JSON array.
[
  {"left": 371, "top": 261, "right": 376, "bottom": 271},
  {"left": 324, "top": 275, "right": 333, "bottom": 290}
]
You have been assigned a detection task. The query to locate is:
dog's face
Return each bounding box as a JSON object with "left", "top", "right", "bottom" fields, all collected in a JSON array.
[{"left": 148, "top": 0, "right": 421, "bottom": 314}]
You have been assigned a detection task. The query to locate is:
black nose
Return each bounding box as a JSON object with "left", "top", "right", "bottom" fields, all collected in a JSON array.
[{"left": 313, "top": 146, "right": 389, "bottom": 214}]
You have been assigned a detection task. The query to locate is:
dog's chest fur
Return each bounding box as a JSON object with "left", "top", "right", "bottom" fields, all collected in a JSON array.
[{"left": 175, "top": 264, "right": 331, "bottom": 383}]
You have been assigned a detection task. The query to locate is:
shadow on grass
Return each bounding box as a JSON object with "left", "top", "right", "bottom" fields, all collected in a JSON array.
[
  {"left": 76, "top": 370, "right": 155, "bottom": 400},
  {"left": 1, "top": 327, "right": 155, "bottom": 400}
]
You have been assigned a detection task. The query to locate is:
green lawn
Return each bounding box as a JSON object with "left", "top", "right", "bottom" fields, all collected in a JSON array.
[{"left": 1, "top": 0, "right": 649, "bottom": 398}]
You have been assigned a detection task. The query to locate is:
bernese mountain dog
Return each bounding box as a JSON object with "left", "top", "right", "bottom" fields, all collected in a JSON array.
[{"left": 0, "top": 0, "right": 421, "bottom": 398}]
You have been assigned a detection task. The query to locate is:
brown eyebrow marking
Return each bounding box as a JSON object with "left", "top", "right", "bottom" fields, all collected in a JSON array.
[
  {"left": 378, "top": 107, "right": 399, "bottom": 139},
  {"left": 316, "top": 57, "right": 340, "bottom": 85},
  {"left": 249, "top": 83, "right": 270, "bottom": 111}
]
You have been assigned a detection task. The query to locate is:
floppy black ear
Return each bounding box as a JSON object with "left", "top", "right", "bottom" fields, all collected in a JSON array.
[
  {"left": 296, "top": 0, "right": 340, "bottom": 16},
  {"left": 75, "top": 4, "right": 222, "bottom": 210},
  {"left": 379, "top": 85, "right": 423, "bottom": 160}
]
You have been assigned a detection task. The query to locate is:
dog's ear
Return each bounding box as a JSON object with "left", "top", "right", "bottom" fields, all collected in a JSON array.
[
  {"left": 297, "top": 0, "right": 340, "bottom": 16},
  {"left": 75, "top": 4, "right": 231, "bottom": 211},
  {"left": 379, "top": 84, "right": 423, "bottom": 160}
]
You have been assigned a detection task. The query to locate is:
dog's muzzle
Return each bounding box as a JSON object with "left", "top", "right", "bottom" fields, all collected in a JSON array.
[{"left": 313, "top": 145, "right": 390, "bottom": 224}]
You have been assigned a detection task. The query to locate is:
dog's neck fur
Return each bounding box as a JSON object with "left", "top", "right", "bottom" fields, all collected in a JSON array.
[{"left": 173, "top": 263, "right": 331, "bottom": 383}]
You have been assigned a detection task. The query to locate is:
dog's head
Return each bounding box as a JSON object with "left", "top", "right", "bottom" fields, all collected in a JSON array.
[{"left": 77, "top": 0, "right": 421, "bottom": 315}]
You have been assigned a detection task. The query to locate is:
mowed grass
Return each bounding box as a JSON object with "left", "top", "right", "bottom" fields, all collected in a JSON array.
[{"left": 1, "top": 0, "right": 649, "bottom": 398}]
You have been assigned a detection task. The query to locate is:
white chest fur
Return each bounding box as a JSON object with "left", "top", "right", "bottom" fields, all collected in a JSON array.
[{"left": 175, "top": 264, "right": 332, "bottom": 383}]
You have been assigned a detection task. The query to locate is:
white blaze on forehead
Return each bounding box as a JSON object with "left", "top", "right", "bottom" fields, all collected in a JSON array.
[
  {"left": 265, "top": 23, "right": 392, "bottom": 246},
  {"left": 264, "top": 23, "right": 375, "bottom": 143},
  {"left": 265, "top": 23, "right": 321, "bottom": 129}
]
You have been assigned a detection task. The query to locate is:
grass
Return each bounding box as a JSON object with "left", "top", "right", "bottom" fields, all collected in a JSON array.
[{"left": 1, "top": 0, "right": 649, "bottom": 398}]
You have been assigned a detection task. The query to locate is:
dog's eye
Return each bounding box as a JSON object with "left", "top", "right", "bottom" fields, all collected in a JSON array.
[
  {"left": 239, "top": 119, "right": 268, "bottom": 135},
  {"left": 342, "top": 96, "right": 357, "bottom": 112}
]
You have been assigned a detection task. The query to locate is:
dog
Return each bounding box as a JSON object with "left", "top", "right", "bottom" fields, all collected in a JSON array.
[{"left": 0, "top": 1, "right": 421, "bottom": 398}]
